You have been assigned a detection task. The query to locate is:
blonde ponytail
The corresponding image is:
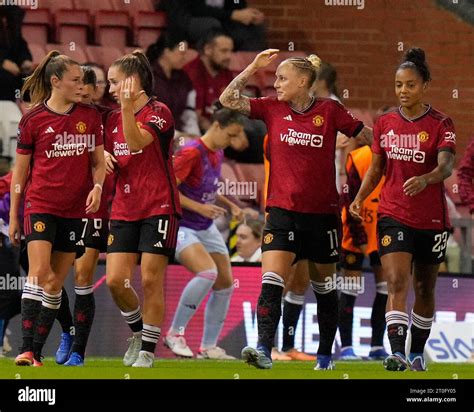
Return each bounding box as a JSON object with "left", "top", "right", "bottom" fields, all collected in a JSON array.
[
  {"left": 284, "top": 54, "right": 322, "bottom": 88},
  {"left": 307, "top": 54, "right": 322, "bottom": 72}
]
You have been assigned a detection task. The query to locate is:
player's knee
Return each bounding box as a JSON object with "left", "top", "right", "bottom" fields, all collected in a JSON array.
[
  {"left": 75, "top": 271, "right": 93, "bottom": 287},
  {"left": 140, "top": 274, "right": 163, "bottom": 293},
  {"left": 386, "top": 272, "right": 409, "bottom": 295},
  {"left": 29, "top": 263, "right": 51, "bottom": 281},
  {"left": 414, "top": 281, "right": 435, "bottom": 301},
  {"left": 106, "top": 274, "right": 126, "bottom": 293}
]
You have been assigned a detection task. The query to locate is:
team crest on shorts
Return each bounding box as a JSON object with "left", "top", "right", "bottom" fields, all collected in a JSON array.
[
  {"left": 76, "top": 121, "right": 87, "bottom": 133},
  {"left": 264, "top": 233, "right": 273, "bottom": 244},
  {"left": 417, "top": 131, "right": 429, "bottom": 143},
  {"left": 33, "top": 221, "right": 46, "bottom": 233},
  {"left": 313, "top": 115, "right": 324, "bottom": 127},
  {"left": 346, "top": 254, "right": 356, "bottom": 264},
  {"left": 107, "top": 234, "right": 114, "bottom": 246},
  {"left": 381, "top": 235, "right": 391, "bottom": 247}
]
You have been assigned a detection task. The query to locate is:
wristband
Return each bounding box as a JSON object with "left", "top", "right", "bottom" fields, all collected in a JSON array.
[{"left": 94, "top": 183, "right": 103, "bottom": 191}]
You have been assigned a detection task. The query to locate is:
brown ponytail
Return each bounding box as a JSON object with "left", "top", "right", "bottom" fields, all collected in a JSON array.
[
  {"left": 111, "top": 50, "right": 154, "bottom": 96},
  {"left": 22, "top": 50, "right": 80, "bottom": 107}
]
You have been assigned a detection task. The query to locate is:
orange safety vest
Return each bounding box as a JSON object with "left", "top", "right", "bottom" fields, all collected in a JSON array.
[{"left": 341, "top": 145, "right": 384, "bottom": 254}]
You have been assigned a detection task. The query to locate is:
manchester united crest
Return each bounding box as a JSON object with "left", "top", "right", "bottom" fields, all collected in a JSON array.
[
  {"left": 33, "top": 221, "right": 46, "bottom": 233},
  {"left": 76, "top": 121, "right": 87, "bottom": 133},
  {"left": 264, "top": 233, "right": 274, "bottom": 244},
  {"left": 417, "top": 131, "right": 429, "bottom": 143},
  {"left": 313, "top": 115, "right": 324, "bottom": 127}
]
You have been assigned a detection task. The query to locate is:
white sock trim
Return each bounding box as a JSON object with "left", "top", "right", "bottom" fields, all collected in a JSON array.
[
  {"left": 262, "top": 272, "right": 284, "bottom": 288},
  {"left": 142, "top": 324, "right": 161, "bottom": 343},
  {"left": 75, "top": 285, "right": 94, "bottom": 295},
  {"left": 22, "top": 282, "right": 43, "bottom": 302},
  {"left": 385, "top": 310, "right": 409, "bottom": 326},
  {"left": 311, "top": 279, "right": 336, "bottom": 295},
  {"left": 376, "top": 281, "right": 388, "bottom": 295},
  {"left": 42, "top": 291, "right": 62, "bottom": 309},
  {"left": 411, "top": 311, "right": 434, "bottom": 330},
  {"left": 121, "top": 307, "right": 142, "bottom": 324},
  {"left": 284, "top": 291, "right": 305, "bottom": 305}
]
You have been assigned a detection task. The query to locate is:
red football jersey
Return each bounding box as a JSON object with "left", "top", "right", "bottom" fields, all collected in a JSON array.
[
  {"left": 105, "top": 98, "right": 181, "bottom": 221},
  {"left": 372, "top": 106, "right": 456, "bottom": 230},
  {"left": 250, "top": 97, "right": 364, "bottom": 214},
  {"left": 16, "top": 102, "right": 103, "bottom": 218},
  {"left": 184, "top": 57, "right": 234, "bottom": 121}
]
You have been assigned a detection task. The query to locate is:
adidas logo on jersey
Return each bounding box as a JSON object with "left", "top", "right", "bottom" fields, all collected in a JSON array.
[
  {"left": 154, "top": 241, "right": 163, "bottom": 248},
  {"left": 283, "top": 115, "right": 293, "bottom": 121},
  {"left": 45, "top": 126, "right": 55, "bottom": 133},
  {"left": 92, "top": 230, "right": 100, "bottom": 237},
  {"left": 330, "top": 249, "right": 338, "bottom": 256},
  {"left": 112, "top": 127, "right": 118, "bottom": 133},
  {"left": 76, "top": 240, "right": 85, "bottom": 246}
]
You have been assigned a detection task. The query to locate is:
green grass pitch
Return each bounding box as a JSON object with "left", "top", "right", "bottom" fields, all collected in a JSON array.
[{"left": 1, "top": 357, "right": 473, "bottom": 379}]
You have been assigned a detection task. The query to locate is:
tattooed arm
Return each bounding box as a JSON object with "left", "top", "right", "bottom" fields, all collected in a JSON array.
[
  {"left": 220, "top": 49, "right": 279, "bottom": 116},
  {"left": 355, "top": 126, "right": 373, "bottom": 146}
]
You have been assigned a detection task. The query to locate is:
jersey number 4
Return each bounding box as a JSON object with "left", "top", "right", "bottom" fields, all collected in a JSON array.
[{"left": 158, "top": 219, "right": 168, "bottom": 240}]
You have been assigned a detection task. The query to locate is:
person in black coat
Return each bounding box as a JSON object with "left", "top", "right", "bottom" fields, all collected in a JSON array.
[
  {"left": 0, "top": 5, "right": 33, "bottom": 101},
  {"left": 160, "top": 0, "right": 267, "bottom": 51}
]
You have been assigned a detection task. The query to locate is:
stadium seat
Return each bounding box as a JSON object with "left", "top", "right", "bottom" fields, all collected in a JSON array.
[
  {"left": 55, "top": 9, "right": 90, "bottom": 45},
  {"left": 113, "top": 0, "right": 154, "bottom": 13},
  {"left": 73, "top": 0, "right": 113, "bottom": 11},
  {"left": 85, "top": 46, "right": 122, "bottom": 68},
  {"left": 133, "top": 11, "right": 167, "bottom": 49},
  {"left": 46, "top": 43, "right": 87, "bottom": 63},
  {"left": 229, "top": 52, "right": 255, "bottom": 74},
  {"left": 123, "top": 47, "right": 142, "bottom": 55},
  {"left": 36, "top": 0, "right": 74, "bottom": 12},
  {"left": 229, "top": 52, "right": 262, "bottom": 96},
  {"left": 95, "top": 11, "right": 131, "bottom": 48},
  {"left": 28, "top": 43, "right": 46, "bottom": 65},
  {"left": 22, "top": 9, "right": 52, "bottom": 46},
  {"left": 0, "top": 101, "right": 22, "bottom": 159}
]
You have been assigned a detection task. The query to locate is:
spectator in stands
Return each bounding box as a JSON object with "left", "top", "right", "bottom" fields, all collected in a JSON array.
[
  {"left": 162, "top": 0, "right": 266, "bottom": 51},
  {"left": 458, "top": 137, "right": 474, "bottom": 214},
  {"left": 146, "top": 32, "right": 200, "bottom": 136},
  {"left": 184, "top": 29, "right": 234, "bottom": 132},
  {"left": 84, "top": 62, "right": 118, "bottom": 110},
  {"left": 231, "top": 218, "right": 263, "bottom": 262},
  {"left": 184, "top": 31, "right": 266, "bottom": 162},
  {"left": 0, "top": 5, "right": 33, "bottom": 101}
]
